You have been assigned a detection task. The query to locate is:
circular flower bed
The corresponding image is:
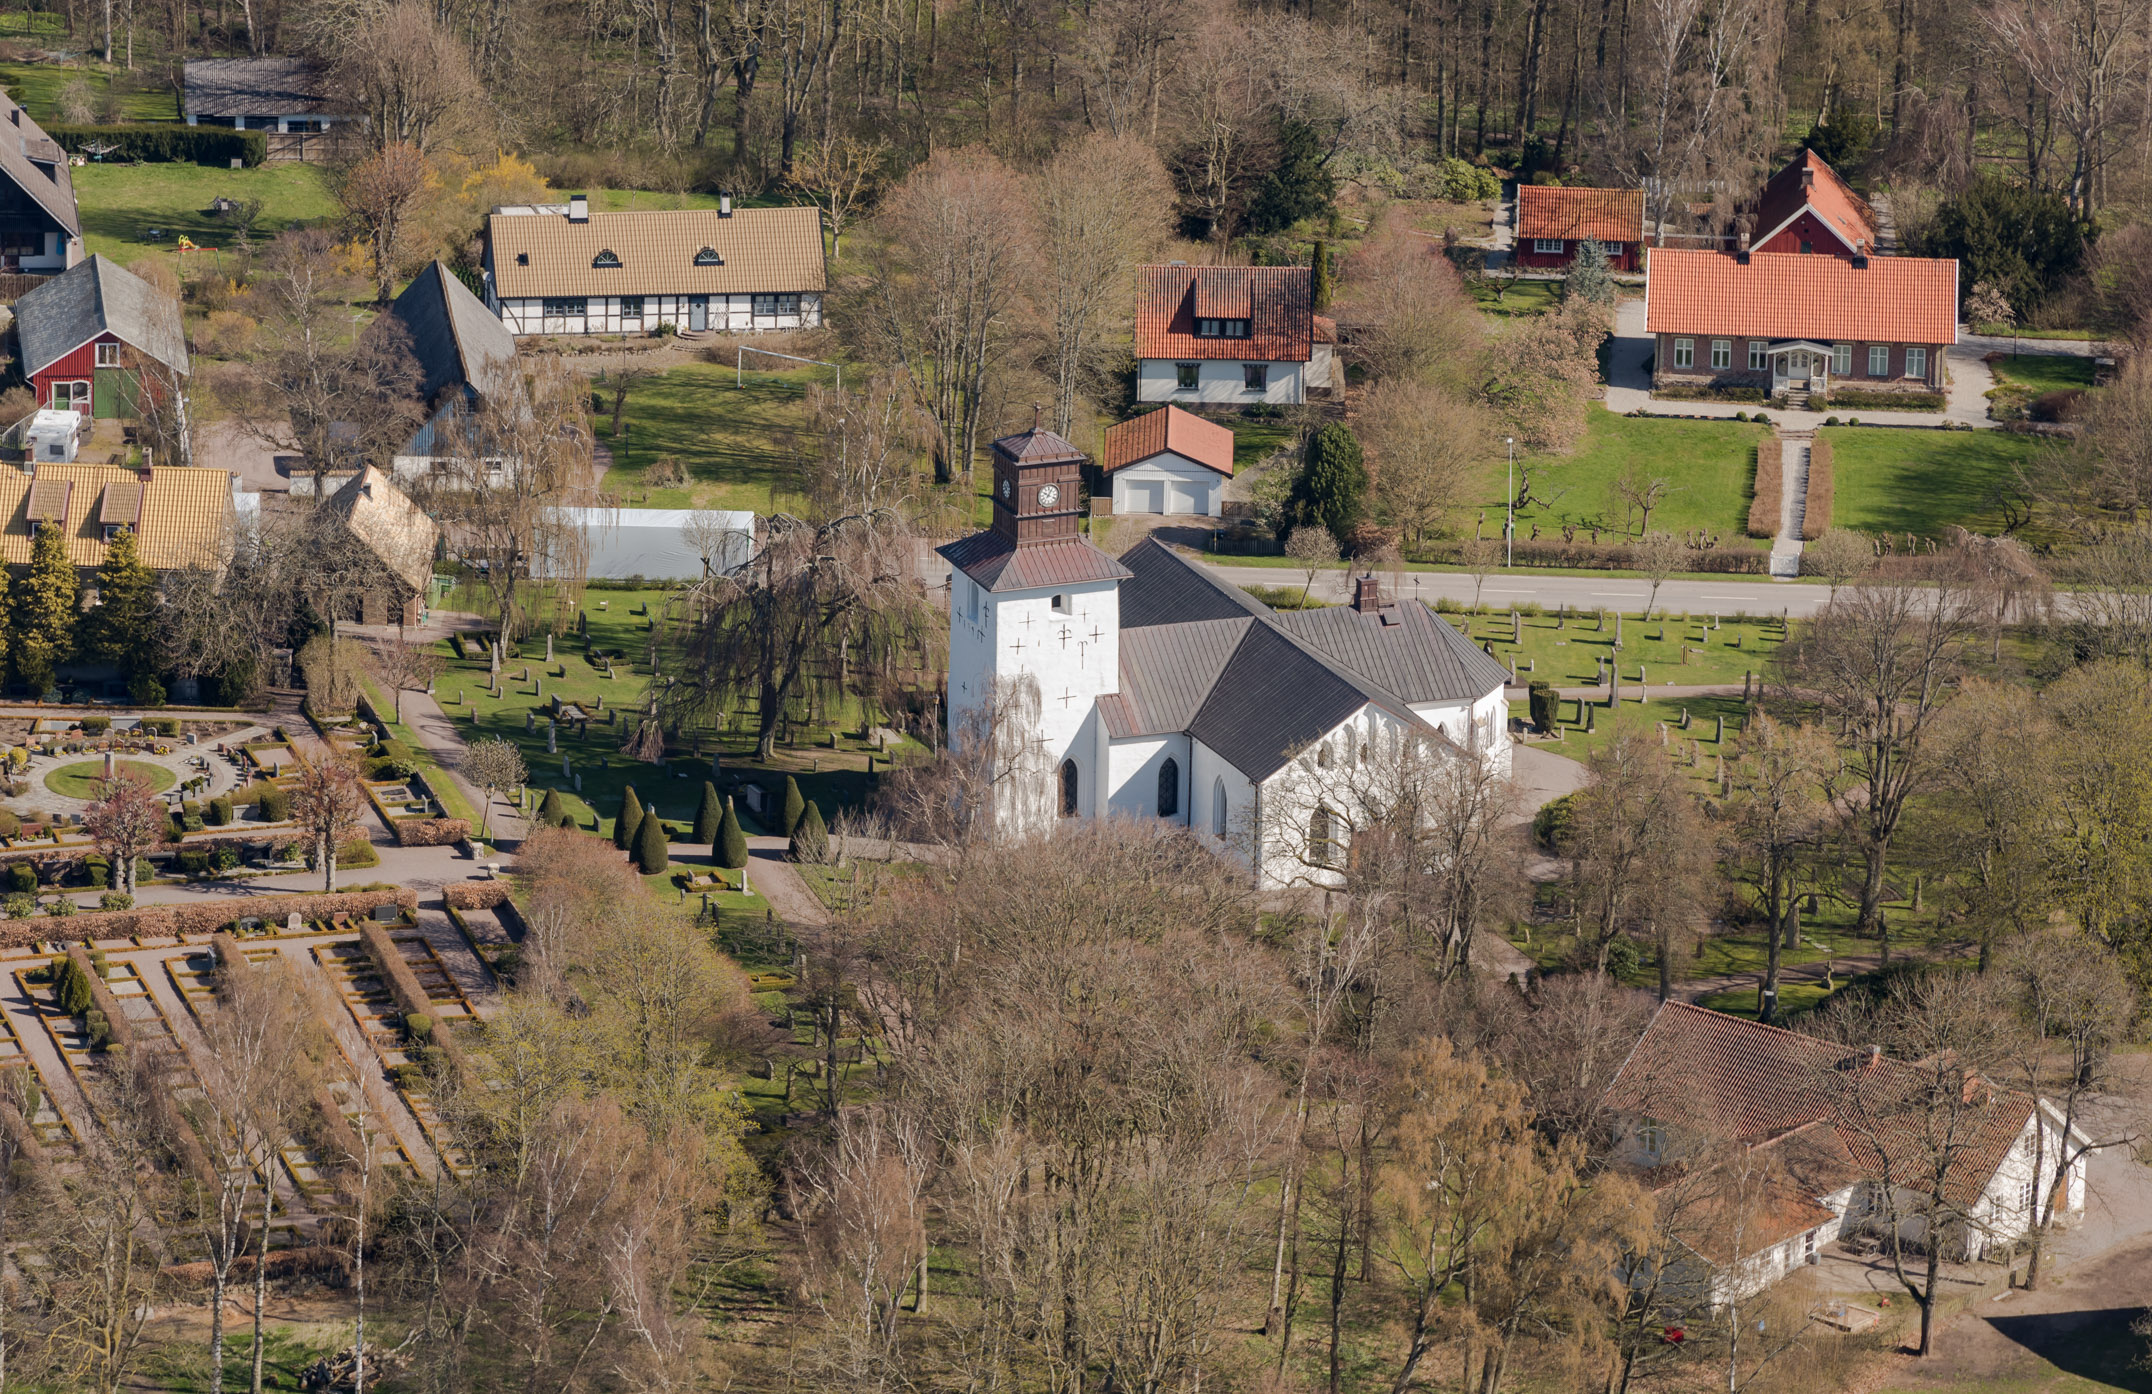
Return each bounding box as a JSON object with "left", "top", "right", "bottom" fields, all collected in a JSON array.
[{"left": 42, "top": 760, "right": 178, "bottom": 800}]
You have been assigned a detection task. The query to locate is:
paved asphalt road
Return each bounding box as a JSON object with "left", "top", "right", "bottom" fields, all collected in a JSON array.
[{"left": 1198, "top": 560, "right": 1834, "bottom": 616}]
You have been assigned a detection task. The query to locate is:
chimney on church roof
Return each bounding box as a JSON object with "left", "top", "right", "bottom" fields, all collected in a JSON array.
[{"left": 1352, "top": 573, "right": 1383, "bottom": 613}]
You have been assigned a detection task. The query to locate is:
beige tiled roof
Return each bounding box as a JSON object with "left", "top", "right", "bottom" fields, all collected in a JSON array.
[
  {"left": 0, "top": 464, "right": 232, "bottom": 570},
  {"left": 322, "top": 464, "right": 438, "bottom": 595},
  {"left": 487, "top": 206, "right": 828, "bottom": 299}
]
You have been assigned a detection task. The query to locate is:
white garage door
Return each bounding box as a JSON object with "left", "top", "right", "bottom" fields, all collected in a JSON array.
[
  {"left": 1122, "top": 480, "right": 1164, "bottom": 514},
  {"left": 1167, "top": 481, "right": 1206, "bottom": 515}
]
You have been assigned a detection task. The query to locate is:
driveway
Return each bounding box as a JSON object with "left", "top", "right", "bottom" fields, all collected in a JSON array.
[{"left": 1604, "top": 299, "right": 1999, "bottom": 429}]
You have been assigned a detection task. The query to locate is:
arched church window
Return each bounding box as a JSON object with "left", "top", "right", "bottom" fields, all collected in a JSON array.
[
  {"left": 1212, "top": 779, "right": 1228, "bottom": 837},
  {"left": 1059, "top": 760, "right": 1079, "bottom": 818},
  {"left": 1157, "top": 758, "right": 1179, "bottom": 818},
  {"left": 1310, "top": 806, "right": 1336, "bottom": 867},
  {"left": 1317, "top": 742, "right": 1332, "bottom": 769}
]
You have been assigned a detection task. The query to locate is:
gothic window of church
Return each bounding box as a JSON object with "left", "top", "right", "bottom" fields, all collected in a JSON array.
[
  {"left": 1212, "top": 779, "right": 1228, "bottom": 837},
  {"left": 1157, "top": 758, "right": 1179, "bottom": 818},
  {"left": 966, "top": 580, "right": 978, "bottom": 624},
  {"left": 1309, "top": 807, "right": 1336, "bottom": 867},
  {"left": 1059, "top": 760, "right": 1079, "bottom": 817},
  {"left": 1317, "top": 742, "right": 1332, "bottom": 769}
]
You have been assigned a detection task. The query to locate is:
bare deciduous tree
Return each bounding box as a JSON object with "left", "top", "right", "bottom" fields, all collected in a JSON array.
[{"left": 1034, "top": 133, "right": 1174, "bottom": 435}]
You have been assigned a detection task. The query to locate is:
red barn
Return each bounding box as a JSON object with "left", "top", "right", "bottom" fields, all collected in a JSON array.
[
  {"left": 15, "top": 255, "right": 189, "bottom": 421},
  {"left": 1746, "top": 150, "right": 1878, "bottom": 260},
  {"left": 1514, "top": 185, "right": 1645, "bottom": 272}
]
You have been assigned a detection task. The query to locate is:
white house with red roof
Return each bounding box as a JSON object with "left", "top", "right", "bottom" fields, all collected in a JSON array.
[
  {"left": 1607, "top": 1003, "right": 2089, "bottom": 1306},
  {"left": 1644, "top": 247, "right": 1958, "bottom": 404},
  {"left": 1135, "top": 264, "right": 1337, "bottom": 406},
  {"left": 1099, "top": 405, "right": 1235, "bottom": 517},
  {"left": 938, "top": 423, "right": 1510, "bottom": 873}
]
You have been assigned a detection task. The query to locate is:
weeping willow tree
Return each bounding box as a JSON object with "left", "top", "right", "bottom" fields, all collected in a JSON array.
[{"left": 661, "top": 377, "right": 942, "bottom": 758}]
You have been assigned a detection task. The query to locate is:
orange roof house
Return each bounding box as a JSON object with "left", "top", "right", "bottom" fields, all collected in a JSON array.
[
  {"left": 1606, "top": 1004, "right": 2088, "bottom": 1303},
  {"left": 1098, "top": 406, "right": 1236, "bottom": 518},
  {"left": 1748, "top": 149, "right": 1879, "bottom": 260},
  {"left": 1643, "top": 248, "right": 1958, "bottom": 398},
  {"left": 1515, "top": 185, "right": 1646, "bottom": 272},
  {"left": 1135, "top": 264, "right": 1336, "bottom": 407}
]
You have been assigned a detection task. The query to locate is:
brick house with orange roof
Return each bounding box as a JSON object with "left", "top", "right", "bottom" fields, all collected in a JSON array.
[
  {"left": 1745, "top": 149, "right": 1880, "bottom": 261},
  {"left": 1514, "top": 185, "right": 1645, "bottom": 271},
  {"left": 1607, "top": 1003, "right": 2089, "bottom": 1306},
  {"left": 1644, "top": 247, "right": 1958, "bottom": 403},
  {"left": 1135, "top": 264, "right": 1337, "bottom": 406},
  {"left": 1098, "top": 405, "right": 1235, "bottom": 517}
]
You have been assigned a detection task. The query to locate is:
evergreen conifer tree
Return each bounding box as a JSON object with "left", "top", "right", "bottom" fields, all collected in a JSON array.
[
  {"left": 537, "top": 788, "right": 566, "bottom": 827},
  {"left": 780, "top": 776, "right": 806, "bottom": 837},
  {"left": 717, "top": 796, "right": 748, "bottom": 871},
  {"left": 788, "top": 799, "right": 828, "bottom": 863},
  {"left": 82, "top": 527, "right": 156, "bottom": 670},
  {"left": 693, "top": 780, "right": 722, "bottom": 844},
  {"left": 633, "top": 807, "right": 670, "bottom": 875},
  {"left": 1287, "top": 423, "right": 1368, "bottom": 548},
  {"left": 1564, "top": 239, "right": 1616, "bottom": 306},
  {"left": 614, "top": 785, "right": 644, "bottom": 849},
  {"left": 13, "top": 521, "right": 76, "bottom": 694},
  {"left": 1310, "top": 240, "right": 1333, "bottom": 310}
]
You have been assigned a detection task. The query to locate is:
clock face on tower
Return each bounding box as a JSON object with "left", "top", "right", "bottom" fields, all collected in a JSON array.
[
  {"left": 1001, "top": 478, "right": 1012, "bottom": 499},
  {"left": 1038, "top": 484, "right": 1061, "bottom": 507}
]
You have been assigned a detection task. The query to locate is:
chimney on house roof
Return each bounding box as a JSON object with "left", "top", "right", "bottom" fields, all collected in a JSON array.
[
  {"left": 1352, "top": 573, "right": 1383, "bottom": 613},
  {"left": 720, "top": 192, "right": 734, "bottom": 217},
  {"left": 1736, "top": 228, "right": 1751, "bottom": 263},
  {"left": 1864, "top": 1044, "right": 1882, "bottom": 1069},
  {"left": 568, "top": 193, "right": 589, "bottom": 222},
  {"left": 1800, "top": 164, "right": 1814, "bottom": 191},
  {"left": 1851, "top": 238, "right": 1870, "bottom": 269}
]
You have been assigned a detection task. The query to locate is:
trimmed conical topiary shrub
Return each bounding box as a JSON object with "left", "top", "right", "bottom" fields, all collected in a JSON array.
[
  {"left": 537, "top": 788, "right": 566, "bottom": 827},
  {"left": 633, "top": 807, "right": 670, "bottom": 875},
  {"left": 780, "top": 776, "right": 806, "bottom": 838},
  {"left": 614, "top": 786, "right": 643, "bottom": 849},
  {"left": 788, "top": 799, "right": 828, "bottom": 864},
  {"left": 693, "top": 780, "right": 722, "bottom": 844},
  {"left": 717, "top": 796, "right": 748, "bottom": 871}
]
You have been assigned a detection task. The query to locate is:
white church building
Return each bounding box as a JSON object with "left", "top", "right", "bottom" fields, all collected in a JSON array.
[{"left": 938, "top": 424, "right": 1513, "bottom": 884}]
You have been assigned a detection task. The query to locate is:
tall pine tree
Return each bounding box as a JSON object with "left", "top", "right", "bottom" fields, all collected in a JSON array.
[
  {"left": 83, "top": 528, "right": 155, "bottom": 669},
  {"left": 13, "top": 521, "right": 76, "bottom": 695}
]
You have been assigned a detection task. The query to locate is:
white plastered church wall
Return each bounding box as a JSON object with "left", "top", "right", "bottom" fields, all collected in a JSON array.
[
  {"left": 1107, "top": 733, "right": 1192, "bottom": 822},
  {"left": 1409, "top": 688, "right": 1515, "bottom": 777}
]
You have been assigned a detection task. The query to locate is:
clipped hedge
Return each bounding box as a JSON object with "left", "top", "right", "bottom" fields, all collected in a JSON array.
[
  {"left": 1802, "top": 438, "right": 1835, "bottom": 541},
  {"left": 442, "top": 881, "right": 512, "bottom": 910},
  {"left": 48, "top": 122, "right": 266, "bottom": 166},
  {"left": 357, "top": 922, "right": 473, "bottom": 1081},
  {"left": 0, "top": 887, "right": 419, "bottom": 947},
  {"left": 1749, "top": 438, "right": 1783, "bottom": 538},
  {"left": 390, "top": 817, "right": 470, "bottom": 847}
]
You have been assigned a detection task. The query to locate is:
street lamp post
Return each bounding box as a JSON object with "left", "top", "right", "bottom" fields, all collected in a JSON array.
[{"left": 1504, "top": 436, "right": 1516, "bottom": 567}]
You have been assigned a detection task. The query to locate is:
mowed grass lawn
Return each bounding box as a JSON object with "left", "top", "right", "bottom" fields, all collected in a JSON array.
[
  {"left": 1823, "top": 426, "right": 2048, "bottom": 541},
  {"left": 0, "top": 61, "right": 179, "bottom": 123},
  {"left": 1483, "top": 407, "right": 1768, "bottom": 546},
  {"left": 1460, "top": 608, "right": 1786, "bottom": 688},
  {"left": 601, "top": 362, "right": 822, "bottom": 513},
  {"left": 43, "top": 759, "right": 173, "bottom": 799},
  {"left": 1991, "top": 353, "right": 2098, "bottom": 392},
  {"left": 72, "top": 161, "right": 338, "bottom": 261}
]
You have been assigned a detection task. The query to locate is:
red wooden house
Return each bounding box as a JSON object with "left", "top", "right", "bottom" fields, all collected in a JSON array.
[
  {"left": 1745, "top": 150, "right": 1879, "bottom": 260},
  {"left": 1514, "top": 185, "right": 1645, "bottom": 271},
  {"left": 14, "top": 255, "right": 189, "bottom": 421}
]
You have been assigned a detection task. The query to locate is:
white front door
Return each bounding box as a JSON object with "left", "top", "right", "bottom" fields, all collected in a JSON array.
[{"left": 1775, "top": 351, "right": 1811, "bottom": 389}]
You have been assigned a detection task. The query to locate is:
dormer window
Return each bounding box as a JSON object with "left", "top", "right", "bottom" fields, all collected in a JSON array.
[
  {"left": 693, "top": 246, "right": 722, "bottom": 266},
  {"left": 592, "top": 249, "right": 622, "bottom": 269},
  {"left": 1196, "top": 317, "right": 1250, "bottom": 339}
]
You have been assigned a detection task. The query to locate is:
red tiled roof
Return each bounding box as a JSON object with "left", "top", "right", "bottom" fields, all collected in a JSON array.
[
  {"left": 1645, "top": 250, "right": 1958, "bottom": 344},
  {"left": 1102, "top": 406, "right": 1236, "bottom": 476},
  {"left": 1608, "top": 1003, "right": 2036, "bottom": 1210},
  {"left": 1312, "top": 313, "right": 1338, "bottom": 344},
  {"left": 1753, "top": 149, "right": 1878, "bottom": 254},
  {"left": 1136, "top": 264, "right": 1313, "bottom": 362},
  {"left": 1516, "top": 184, "right": 1645, "bottom": 244}
]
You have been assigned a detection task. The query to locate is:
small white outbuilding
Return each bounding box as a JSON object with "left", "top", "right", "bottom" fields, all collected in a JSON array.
[{"left": 1101, "top": 405, "right": 1235, "bottom": 517}]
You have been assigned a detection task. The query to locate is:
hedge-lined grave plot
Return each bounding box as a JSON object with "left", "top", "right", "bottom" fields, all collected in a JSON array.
[
  {"left": 309, "top": 941, "right": 469, "bottom": 1175},
  {"left": 0, "top": 1003, "right": 78, "bottom": 1157}
]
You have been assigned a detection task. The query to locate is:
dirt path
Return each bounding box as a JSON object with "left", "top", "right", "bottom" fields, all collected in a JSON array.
[
  {"left": 1679, "top": 951, "right": 1887, "bottom": 1006},
  {"left": 743, "top": 837, "right": 830, "bottom": 928}
]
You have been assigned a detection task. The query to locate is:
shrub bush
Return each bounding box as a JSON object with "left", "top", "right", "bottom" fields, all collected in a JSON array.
[
  {"left": 148, "top": 718, "right": 180, "bottom": 737},
  {"left": 5, "top": 864, "right": 33, "bottom": 894},
  {"left": 80, "top": 717, "right": 110, "bottom": 734},
  {"left": 48, "top": 122, "right": 266, "bottom": 165},
  {"left": 259, "top": 785, "right": 292, "bottom": 821},
  {"left": 1526, "top": 681, "right": 1557, "bottom": 732},
  {"left": 129, "top": 672, "right": 166, "bottom": 707},
  {"left": 212, "top": 846, "right": 240, "bottom": 873},
  {"left": 177, "top": 850, "right": 210, "bottom": 876},
  {"left": 1749, "top": 439, "right": 1784, "bottom": 537},
  {"left": 1802, "top": 439, "right": 1835, "bottom": 541},
  {"left": 789, "top": 799, "right": 830, "bottom": 864},
  {"left": 83, "top": 855, "right": 108, "bottom": 888},
  {"left": 0, "top": 811, "right": 19, "bottom": 840},
  {"left": 99, "top": 892, "right": 133, "bottom": 911},
  {"left": 404, "top": 1011, "right": 435, "bottom": 1042},
  {"left": 206, "top": 796, "right": 232, "bottom": 826},
  {"left": 1534, "top": 790, "right": 1580, "bottom": 849},
  {"left": 1653, "top": 384, "right": 1770, "bottom": 404},
  {"left": 2030, "top": 388, "right": 2088, "bottom": 422},
  {"left": 1820, "top": 389, "right": 1945, "bottom": 411},
  {"left": 44, "top": 897, "right": 75, "bottom": 918}
]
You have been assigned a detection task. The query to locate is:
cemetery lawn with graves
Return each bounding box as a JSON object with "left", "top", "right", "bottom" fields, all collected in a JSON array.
[
  {"left": 1822, "top": 425, "right": 2048, "bottom": 542},
  {"left": 598, "top": 361, "right": 823, "bottom": 513},
  {"left": 432, "top": 580, "right": 926, "bottom": 838},
  {"left": 1478, "top": 408, "right": 1770, "bottom": 548},
  {"left": 43, "top": 758, "right": 174, "bottom": 799},
  {"left": 1456, "top": 606, "right": 1788, "bottom": 688},
  {"left": 354, "top": 679, "right": 481, "bottom": 826}
]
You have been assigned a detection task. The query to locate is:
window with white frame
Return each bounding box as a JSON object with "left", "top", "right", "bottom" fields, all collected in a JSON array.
[
  {"left": 752, "top": 292, "right": 801, "bottom": 319},
  {"left": 1175, "top": 362, "right": 1198, "bottom": 391},
  {"left": 1636, "top": 1124, "right": 1665, "bottom": 1161},
  {"left": 1868, "top": 344, "right": 1890, "bottom": 376},
  {"left": 1906, "top": 346, "right": 1927, "bottom": 379},
  {"left": 1672, "top": 338, "right": 1694, "bottom": 368},
  {"left": 94, "top": 342, "right": 120, "bottom": 368},
  {"left": 1833, "top": 343, "right": 1852, "bottom": 374},
  {"left": 1533, "top": 238, "right": 1564, "bottom": 254},
  {"left": 1748, "top": 341, "right": 1765, "bottom": 370},
  {"left": 1710, "top": 339, "right": 1732, "bottom": 369}
]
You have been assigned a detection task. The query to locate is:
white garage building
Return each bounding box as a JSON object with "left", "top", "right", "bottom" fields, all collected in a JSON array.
[{"left": 1101, "top": 405, "right": 1234, "bottom": 517}]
